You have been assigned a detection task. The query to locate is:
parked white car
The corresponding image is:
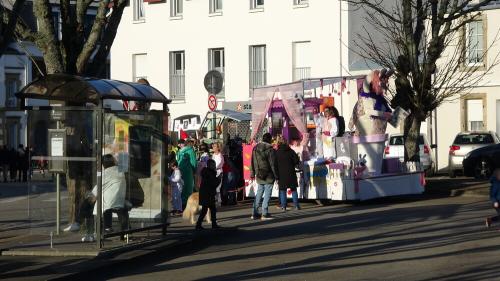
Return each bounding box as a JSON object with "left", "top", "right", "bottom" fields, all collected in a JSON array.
[
  {"left": 448, "top": 131, "right": 500, "bottom": 178},
  {"left": 384, "top": 133, "right": 436, "bottom": 176}
]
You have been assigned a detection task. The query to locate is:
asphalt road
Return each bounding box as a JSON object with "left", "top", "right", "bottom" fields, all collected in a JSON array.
[{"left": 86, "top": 195, "right": 500, "bottom": 281}]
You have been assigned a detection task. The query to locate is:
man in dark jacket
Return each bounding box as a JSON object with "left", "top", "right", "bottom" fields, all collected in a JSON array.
[
  {"left": 196, "top": 159, "right": 221, "bottom": 230},
  {"left": 250, "top": 133, "right": 278, "bottom": 220},
  {"left": 8, "top": 147, "right": 17, "bottom": 182},
  {"left": 0, "top": 145, "right": 8, "bottom": 182}
]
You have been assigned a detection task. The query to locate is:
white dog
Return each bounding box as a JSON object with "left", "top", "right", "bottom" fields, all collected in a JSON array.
[{"left": 182, "top": 192, "right": 212, "bottom": 225}]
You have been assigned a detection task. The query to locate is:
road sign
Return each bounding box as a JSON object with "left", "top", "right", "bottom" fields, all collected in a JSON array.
[
  {"left": 204, "top": 70, "right": 224, "bottom": 95},
  {"left": 208, "top": 94, "right": 218, "bottom": 111}
]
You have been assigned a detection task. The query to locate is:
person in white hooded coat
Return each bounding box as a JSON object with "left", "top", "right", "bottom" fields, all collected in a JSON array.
[{"left": 92, "top": 154, "right": 128, "bottom": 232}]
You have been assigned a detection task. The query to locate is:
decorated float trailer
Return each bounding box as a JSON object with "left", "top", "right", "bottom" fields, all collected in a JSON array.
[{"left": 244, "top": 73, "right": 424, "bottom": 201}]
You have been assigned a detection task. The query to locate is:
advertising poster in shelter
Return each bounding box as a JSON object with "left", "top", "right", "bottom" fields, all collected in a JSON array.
[{"left": 104, "top": 114, "right": 163, "bottom": 219}]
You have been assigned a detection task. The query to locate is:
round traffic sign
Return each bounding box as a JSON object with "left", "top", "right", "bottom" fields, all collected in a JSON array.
[
  {"left": 204, "top": 70, "right": 224, "bottom": 95},
  {"left": 208, "top": 94, "right": 217, "bottom": 111}
]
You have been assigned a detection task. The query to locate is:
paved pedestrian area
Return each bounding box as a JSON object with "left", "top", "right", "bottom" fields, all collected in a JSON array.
[
  {"left": 90, "top": 195, "right": 500, "bottom": 281},
  {"left": 1, "top": 177, "right": 499, "bottom": 281}
]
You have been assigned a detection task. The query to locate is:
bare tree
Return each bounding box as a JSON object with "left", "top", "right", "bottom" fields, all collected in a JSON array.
[
  {"left": 13, "top": 0, "right": 128, "bottom": 76},
  {"left": 346, "top": 0, "right": 500, "bottom": 163},
  {"left": 0, "top": 0, "right": 26, "bottom": 58}
]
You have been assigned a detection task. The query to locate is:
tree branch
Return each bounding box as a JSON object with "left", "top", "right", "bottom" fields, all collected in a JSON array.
[
  {"left": 76, "top": 0, "right": 109, "bottom": 75},
  {"left": 0, "top": 0, "right": 26, "bottom": 58},
  {"left": 86, "top": 0, "right": 127, "bottom": 76}
]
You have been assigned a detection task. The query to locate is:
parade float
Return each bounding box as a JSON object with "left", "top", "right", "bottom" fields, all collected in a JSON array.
[{"left": 244, "top": 72, "right": 424, "bottom": 202}]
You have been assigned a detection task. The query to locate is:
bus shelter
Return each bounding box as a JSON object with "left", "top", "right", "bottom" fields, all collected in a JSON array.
[{"left": 4, "top": 74, "right": 170, "bottom": 255}]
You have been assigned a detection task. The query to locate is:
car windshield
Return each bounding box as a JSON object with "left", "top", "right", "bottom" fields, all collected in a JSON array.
[
  {"left": 389, "top": 135, "right": 425, "bottom": 145},
  {"left": 453, "top": 133, "right": 494, "bottom": 145}
]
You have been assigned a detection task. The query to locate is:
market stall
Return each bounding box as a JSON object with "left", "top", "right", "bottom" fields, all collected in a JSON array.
[{"left": 244, "top": 72, "right": 423, "bottom": 201}]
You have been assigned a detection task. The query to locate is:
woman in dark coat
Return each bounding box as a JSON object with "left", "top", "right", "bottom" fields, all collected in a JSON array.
[
  {"left": 276, "top": 141, "right": 301, "bottom": 211},
  {"left": 196, "top": 159, "right": 221, "bottom": 230}
]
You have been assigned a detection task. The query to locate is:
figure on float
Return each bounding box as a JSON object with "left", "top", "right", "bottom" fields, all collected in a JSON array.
[{"left": 348, "top": 69, "right": 394, "bottom": 175}]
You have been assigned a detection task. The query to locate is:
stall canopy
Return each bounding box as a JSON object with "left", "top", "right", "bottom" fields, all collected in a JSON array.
[
  {"left": 250, "top": 76, "right": 365, "bottom": 143},
  {"left": 212, "top": 109, "right": 251, "bottom": 122},
  {"left": 16, "top": 73, "right": 170, "bottom": 104}
]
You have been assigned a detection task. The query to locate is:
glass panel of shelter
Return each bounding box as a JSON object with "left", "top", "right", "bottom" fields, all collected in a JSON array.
[
  {"left": 102, "top": 110, "right": 164, "bottom": 241},
  {"left": 22, "top": 107, "right": 164, "bottom": 250},
  {"left": 26, "top": 109, "right": 98, "bottom": 249}
]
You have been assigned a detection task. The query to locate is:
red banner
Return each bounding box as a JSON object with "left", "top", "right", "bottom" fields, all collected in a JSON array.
[{"left": 242, "top": 143, "right": 255, "bottom": 181}]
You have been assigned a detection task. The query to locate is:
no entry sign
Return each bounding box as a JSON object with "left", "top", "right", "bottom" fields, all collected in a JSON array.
[{"left": 208, "top": 94, "right": 217, "bottom": 111}]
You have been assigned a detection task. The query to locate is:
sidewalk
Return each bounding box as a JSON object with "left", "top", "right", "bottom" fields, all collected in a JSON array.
[{"left": 0, "top": 202, "right": 246, "bottom": 281}]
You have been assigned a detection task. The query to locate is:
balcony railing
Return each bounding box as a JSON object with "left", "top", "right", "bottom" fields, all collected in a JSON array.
[
  {"left": 169, "top": 72, "right": 185, "bottom": 101},
  {"left": 293, "top": 67, "right": 311, "bottom": 81},
  {"left": 250, "top": 70, "right": 267, "bottom": 89}
]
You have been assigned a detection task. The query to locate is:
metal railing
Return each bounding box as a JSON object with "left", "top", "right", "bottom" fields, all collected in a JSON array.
[
  {"left": 250, "top": 69, "right": 266, "bottom": 89},
  {"left": 293, "top": 67, "right": 311, "bottom": 81},
  {"left": 169, "top": 73, "right": 185, "bottom": 101}
]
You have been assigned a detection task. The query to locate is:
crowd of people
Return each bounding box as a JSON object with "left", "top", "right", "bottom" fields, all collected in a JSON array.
[
  {"left": 0, "top": 144, "right": 30, "bottom": 183},
  {"left": 167, "top": 136, "right": 245, "bottom": 218}
]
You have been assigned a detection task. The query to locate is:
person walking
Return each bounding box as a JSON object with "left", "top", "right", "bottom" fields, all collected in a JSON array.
[
  {"left": 8, "top": 147, "right": 17, "bottom": 182},
  {"left": 250, "top": 133, "right": 278, "bottom": 220},
  {"left": 212, "top": 142, "right": 224, "bottom": 206},
  {"left": 486, "top": 169, "right": 500, "bottom": 228},
  {"left": 276, "top": 139, "right": 301, "bottom": 211},
  {"left": 195, "top": 143, "right": 210, "bottom": 190},
  {"left": 17, "top": 144, "right": 26, "bottom": 182},
  {"left": 196, "top": 159, "right": 221, "bottom": 230},
  {"left": 169, "top": 161, "right": 184, "bottom": 215},
  {"left": 177, "top": 139, "right": 197, "bottom": 208},
  {"left": 0, "top": 145, "right": 8, "bottom": 182}
]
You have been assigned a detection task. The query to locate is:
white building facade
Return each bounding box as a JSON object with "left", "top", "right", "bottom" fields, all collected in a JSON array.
[
  {"left": 111, "top": 0, "right": 360, "bottom": 117},
  {"left": 111, "top": 0, "right": 500, "bottom": 172}
]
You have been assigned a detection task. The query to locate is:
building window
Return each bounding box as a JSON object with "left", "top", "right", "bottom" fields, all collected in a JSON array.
[
  {"left": 466, "top": 99, "right": 484, "bottom": 131},
  {"left": 466, "top": 20, "right": 484, "bottom": 66},
  {"left": 171, "top": 0, "right": 183, "bottom": 17},
  {"left": 250, "top": 0, "right": 264, "bottom": 10},
  {"left": 293, "top": 41, "right": 311, "bottom": 81},
  {"left": 5, "top": 73, "right": 21, "bottom": 108},
  {"left": 294, "top": 0, "right": 308, "bottom": 5},
  {"left": 133, "top": 0, "right": 145, "bottom": 21},
  {"left": 208, "top": 48, "right": 225, "bottom": 98},
  {"left": 133, "top": 53, "right": 148, "bottom": 82},
  {"left": 170, "top": 51, "right": 185, "bottom": 101},
  {"left": 249, "top": 45, "right": 266, "bottom": 88},
  {"left": 210, "top": 0, "right": 222, "bottom": 14}
]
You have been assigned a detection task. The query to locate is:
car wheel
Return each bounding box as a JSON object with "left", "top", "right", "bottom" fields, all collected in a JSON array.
[{"left": 473, "top": 159, "right": 492, "bottom": 179}]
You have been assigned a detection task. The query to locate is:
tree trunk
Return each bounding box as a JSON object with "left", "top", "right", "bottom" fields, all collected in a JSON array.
[
  {"left": 403, "top": 113, "right": 422, "bottom": 163},
  {"left": 33, "top": 0, "right": 64, "bottom": 74}
]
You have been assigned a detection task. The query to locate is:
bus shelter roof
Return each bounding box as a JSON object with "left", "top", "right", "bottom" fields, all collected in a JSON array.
[{"left": 16, "top": 74, "right": 170, "bottom": 104}]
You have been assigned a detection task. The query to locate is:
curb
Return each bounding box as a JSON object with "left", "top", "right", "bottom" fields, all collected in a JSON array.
[
  {"left": 47, "top": 227, "right": 238, "bottom": 280},
  {"left": 425, "top": 189, "right": 488, "bottom": 198},
  {"left": 48, "top": 237, "right": 193, "bottom": 281}
]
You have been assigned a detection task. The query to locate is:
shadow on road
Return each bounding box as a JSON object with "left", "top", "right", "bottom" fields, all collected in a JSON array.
[{"left": 92, "top": 196, "right": 500, "bottom": 281}]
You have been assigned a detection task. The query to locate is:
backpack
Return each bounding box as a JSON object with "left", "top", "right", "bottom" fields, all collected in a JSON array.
[{"left": 337, "top": 116, "right": 346, "bottom": 137}]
